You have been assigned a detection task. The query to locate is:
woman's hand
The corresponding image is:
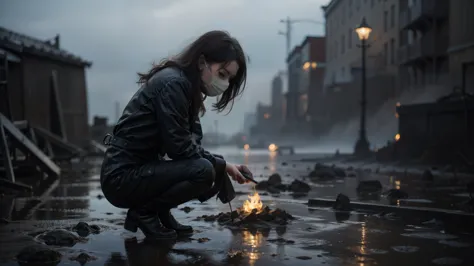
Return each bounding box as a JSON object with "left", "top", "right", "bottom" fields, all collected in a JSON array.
[{"left": 226, "top": 163, "right": 251, "bottom": 184}]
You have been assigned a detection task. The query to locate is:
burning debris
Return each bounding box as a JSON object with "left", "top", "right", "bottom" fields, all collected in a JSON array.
[{"left": 195, "top": 192, "right": 294, "bottom": 228}]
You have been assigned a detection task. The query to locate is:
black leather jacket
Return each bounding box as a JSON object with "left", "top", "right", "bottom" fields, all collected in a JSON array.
[{"left": 101, "top": 67, "right": 234, "bottom": 203}]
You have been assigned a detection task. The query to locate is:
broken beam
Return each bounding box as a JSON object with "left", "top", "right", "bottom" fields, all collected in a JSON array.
[
  {"left": 33, "top": 126, "right": 83, "bottom": 156},
  {"left": 0, "top": 114, "right": 60, "bottom": 178},
  {"left": 307, "top": 198, "right": 474, "bottom": 220}
]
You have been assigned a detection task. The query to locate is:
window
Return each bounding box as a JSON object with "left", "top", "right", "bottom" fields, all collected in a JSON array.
[
  {"left": 384, "top": 42, "right": 388, "bottom": 66},
  {"left": 390, "top": 38, "right": 395, "bottom": 64},
  {"left": 384, "top": 11, "right": 388, "bottom": 32},
  {"left": 341, "top": 35, "right": 345, "bottom": 54},
  {"left": 390, "top": 5, "right": 395, "bottom": 28},
  {"left": 348, "top": 28, "right": 352, "bottom": 49}
]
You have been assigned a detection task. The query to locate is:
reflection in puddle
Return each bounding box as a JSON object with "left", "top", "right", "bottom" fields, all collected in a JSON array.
[
  {"left": 241, "top": 230, "right": 264, "bottom": 266},
  {"left": 268, "top": 151, "right": 277, "bottom": 173}
]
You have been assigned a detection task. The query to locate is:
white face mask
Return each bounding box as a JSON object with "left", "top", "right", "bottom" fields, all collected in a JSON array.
[{"left": 203, "top": 62, "right": 229, "bottom": 97}]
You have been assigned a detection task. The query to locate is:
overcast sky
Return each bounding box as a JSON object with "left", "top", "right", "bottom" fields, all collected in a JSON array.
[{"left": 0, "top": 0, "right": 327, "bottom": 135}]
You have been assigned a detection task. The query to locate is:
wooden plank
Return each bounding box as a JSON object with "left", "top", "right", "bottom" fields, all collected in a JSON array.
[
  {"left": 50, "top": 71, "right": 67, "bottom": 141},
  {"left": 0, "top": 113, "right": 60, "bottom": 177},
  {"left": 90, "top": 140, "right": 107, "bottom": 154},
  {"left": 0, "top": 118, "right": 15, "bottom": 182},
  {"left": 13, "top": 120, "right": 28, "bottom": 130},
  {"left": 33, "top": 126, "right": 83, "bottom": 156},
  {"left": 0, "top": 178, "right": 32, "bottom": 192}
]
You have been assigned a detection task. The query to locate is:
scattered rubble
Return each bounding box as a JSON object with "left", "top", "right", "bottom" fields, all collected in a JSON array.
[
  {"left": 16, "top": 245, "right": 62, "bottom": 265},
  {"left": 37, "top": 229, "right": 85, "bottom": 247},
  {"left": 267, "top": 237, "right": 295, "bottom": 244},
  {"left": 195, "top": 206, "right": 294, "bottom": 228},
  {"left": 308, "top": 163, "right": 346, "bottom": 180},
  {"left": 255, "top": 174, "right": 311, "bottom": 195},
  {"left": 422, "top": 169, "right": 434, "bottom": 181},
  {"left": 70, "top": 252, "right": 97, "bottom": 264},
  {"left": 197, "top": 237, "right": 210, "bottom": 243},
  {"left": 357, "top": 180, "right": 383, "bottom": 193},
  {"left": 72, "top": 222, "right": 100, "bottom": 237},
  {"left": 333, "top": 193, "right": 351, "bottom": 211},
  {"left": 179, "top": 206, "right": 194, "bottom": 213},
  {"left": 384, "top": 189, "right": 408, "bottom": 200}
]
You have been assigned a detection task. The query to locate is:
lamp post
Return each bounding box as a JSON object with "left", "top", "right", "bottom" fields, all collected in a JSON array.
[{"left": 354, "top": 17, "right": 372, "bottom": 157}]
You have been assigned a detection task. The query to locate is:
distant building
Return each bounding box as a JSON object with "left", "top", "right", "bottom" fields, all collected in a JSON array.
[
  {"left": 0, "top": 27, "right": 92, "bottom": 148},
  {"left": 448, "top": 0, "right": 474, "bottom": 92},
  {"left": 242, "top": 112, "right": 256, "bottom": 135},
  {"left": 299, "top": 36, "right": 326, "bottom": 135},
  {"left": 250, "top": 103, "right": 272, "bottom": 136},
  {"left": 285, "top": 45, "right": 302, "bottom": 126},
  {"left": 270, "top": 73, "right": 284, "bottom": 129}
]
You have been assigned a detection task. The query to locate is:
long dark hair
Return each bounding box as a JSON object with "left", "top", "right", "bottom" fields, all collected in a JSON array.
[{"left": 137, "top": 30, "right": 248, "bottom": 118}]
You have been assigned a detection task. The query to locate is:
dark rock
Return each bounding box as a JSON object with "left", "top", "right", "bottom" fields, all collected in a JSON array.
[
  {"left": 281, "top": 162, "right": 288, "bottom": 166},
  {"left": 289, "top": 179, "right": 311, "bottom": 193},
  {"left": 267, "top": 237, "right": 295, "bottom": 244},
  {"left": 39, "top": 229, "right": 82, "bottom": 247},
  {"left": 347, "top": 166, "right": 354, "bottom": 171},
  {"left": 255, "top": 181, "right": 269, "bottom": 190},
  {"left": 347, "top": 172, "right": 357, "bottom": 177},
  {"left": 274, "top": 184, "right": 288, "bottom": 191},
  {"left": 296, "top": 256, "right": 312, "bottom": 260},
  {"left": 384, "top": 189, "right": 408, "bottom": 200},
  {"left": 268, "top": 173, "right": 282, "bottom": 186},
  {"left": 264, "top": 166, "right": 269, "bottom": 170},
  {"left": 179, "top": 206, "right": 194, "bottom": 213},
  {"left": 17, "top": 245, "right": 62, "bottom": 265},
  {"left": 331, "top": 165, "right": 346, "bottom": 177},
  {"left": 267, "top": 186, "right": 281, "bottom": 194},
  {"left": 197, "top": 237, "right": 210, "bottom": 243},
  {"left": 333, "top": 193, "right": 351, "bottom": 211},
  {"left": 422, "top": 169, "right": 434, "bottom": 181},
  {"left": 96, "top": 194, "right": 103, "bottom": 200},
  {"left": 72, "top": 222, "right": 100, "bottom": 237},
  {"left": 357, "top": 180, "right": 383, "bottom": 193},
  {"left": 309, "top": 163, "right": 346, "bottom": 179},
  {"left": 70, "top": 252, "right": 97, "bottom": 265}
]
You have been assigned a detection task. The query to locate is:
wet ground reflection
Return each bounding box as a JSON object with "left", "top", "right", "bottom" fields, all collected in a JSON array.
[{"left": 1, "top": 150, "right": 474, "bottom": 265}]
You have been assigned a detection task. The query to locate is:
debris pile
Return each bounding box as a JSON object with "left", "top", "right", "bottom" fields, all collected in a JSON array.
[{"left": 196, "top": 192, "right": 294, "bottom": 228}]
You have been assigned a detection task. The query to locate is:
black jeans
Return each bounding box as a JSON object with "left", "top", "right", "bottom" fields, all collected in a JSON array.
[{"left": 101, "top": 156, "right": 215, "bottom": 211}]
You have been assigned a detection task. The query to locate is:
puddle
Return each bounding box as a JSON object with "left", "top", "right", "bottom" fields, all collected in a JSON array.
[
  {"left": 432, "top": 257, "right": 464, "bottom": 265},
  {"left": 391, "top": 246, "right": 420, "bottom": 253},
  {"left": 438, "top": 240, "right": 472, "bottom": 248},
  {"left": 401, "top": 232, "right": 458, "bottom": 240},
  {"left": 399, "top": 199, "right": 433, "bottom": 203}
]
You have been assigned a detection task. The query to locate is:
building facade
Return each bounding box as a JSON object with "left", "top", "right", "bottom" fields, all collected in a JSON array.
[
  {"left": 448, "top": 0, "right": 474, "bottom": 93},
  {"left": 0, "top": 27, "right": 92, "bottom": 148},
  {"left": 322, "top": 0, "right": 401, "bottom": 90},
  {"left": 398, "top": 0, "right": 450, "bottom": 92},
  {"left": 270, "top": 73, "right": 284, "bottom": 128},
  {"left": 285, "top": 46, "right": 302, "bottom": 125}
]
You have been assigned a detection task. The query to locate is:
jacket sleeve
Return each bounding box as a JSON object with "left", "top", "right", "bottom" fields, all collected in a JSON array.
[
  {"left": 154, "top": 77, "right": 203, "bottom": 161},
  {"left": 191, "top": 116, "right": 225, "bottom": 167}
]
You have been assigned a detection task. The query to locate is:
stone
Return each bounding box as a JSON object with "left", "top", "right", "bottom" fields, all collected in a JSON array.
[
  {"left": 267, "top": 173, "right": 282, "bottom": 186},
  {"left": 255, "top": 181, "right": 269, "bottom": 190},
  {"left": 16, "top": 245, "right": 62, "bottom": 265},
  {"left": 72, "top": 222, "right": 100, "bottom": 237},
  {"left": 422, "top": 169, "right": 434, "bottom": 181},
  {"left": 288, "top": 179, "right": 311, "bottom": 193},
  {"left": 357, "top": 180, "right": 383, "bottom": 193},
  {"left": 333, "top": 193, "right": 351, "bottom": 211},
  {"left": 179, "top": 206, "right": 194, "bottom": 213},
  {"left": 384, "top": 189, "right": 408, "bottom": 200},
  {"left": 267, "top": 186, "right": 281, "bottom": 194},
  {"left": 39, "top": 229, "right": 83, "bottom": 247},
  {"left": 70, "top": 252, "right": 97, "bottom": 265},
  {"left": 274, "top": 184, "right": 288, "bottom": 191}
]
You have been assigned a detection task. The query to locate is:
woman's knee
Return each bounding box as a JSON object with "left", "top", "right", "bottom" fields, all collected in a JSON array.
[{"left": 194, "top": 158, "right": 215, "bottom": 185}]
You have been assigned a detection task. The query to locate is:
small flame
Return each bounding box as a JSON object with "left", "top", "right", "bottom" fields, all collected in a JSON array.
[{"left": 242, "top": 192, "right": 263, "bottom": 213}]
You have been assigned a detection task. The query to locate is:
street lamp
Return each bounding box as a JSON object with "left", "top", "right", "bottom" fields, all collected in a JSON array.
[{"left": 354, "top": 17, "right": 372, "bottom": 157}]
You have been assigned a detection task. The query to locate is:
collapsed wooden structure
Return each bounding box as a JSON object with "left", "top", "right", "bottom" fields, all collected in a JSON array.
[{"left": 0, "top": 65, "right": 84, "bottom": 193}]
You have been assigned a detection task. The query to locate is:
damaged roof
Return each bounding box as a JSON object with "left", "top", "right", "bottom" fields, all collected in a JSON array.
[{"left": 0, "top": 26, "right": 92, "bottom": 67}]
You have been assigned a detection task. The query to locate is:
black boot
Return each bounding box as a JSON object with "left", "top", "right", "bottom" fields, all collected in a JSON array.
[
  {"left": 146, "top": 181, "right": 211, "bottom": 236},
  {"left": 158, "top": 210, "right": 193, "bottom": 235},
  {"left": 124, "top": 209, "right": 177, "bottom": 240}
]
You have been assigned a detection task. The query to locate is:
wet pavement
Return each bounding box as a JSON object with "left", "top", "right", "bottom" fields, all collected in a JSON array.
[{"left": 1, "top": 147, "right": 474, "bottom": 265}]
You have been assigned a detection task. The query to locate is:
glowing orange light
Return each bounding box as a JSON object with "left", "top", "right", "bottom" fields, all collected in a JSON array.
[
  {"left": 395, "top": 134, "right": 401, "bottom": 142},
  {"left": 243, "top": 144, "right": 250, "bottom": 150}
]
